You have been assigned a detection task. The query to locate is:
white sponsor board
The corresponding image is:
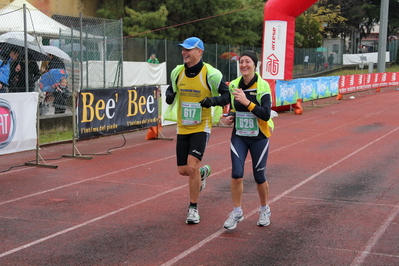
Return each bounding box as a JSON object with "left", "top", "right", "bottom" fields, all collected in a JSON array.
[
  {"left": 342, "top": 52, "right": 389, "bottom": 65},
  {"left": 262, "top": 20, "right": 287, "bottom": 80},
  {"left": 0, "top": 92, "right": 38, "bottom": 155}
]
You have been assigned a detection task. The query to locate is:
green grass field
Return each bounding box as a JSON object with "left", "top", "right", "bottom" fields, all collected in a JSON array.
[{"left": 40, "top": 131, "right": 74, "bottom": 145}]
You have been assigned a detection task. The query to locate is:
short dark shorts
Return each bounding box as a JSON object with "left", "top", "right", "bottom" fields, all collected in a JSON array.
[
  {"left": 176, "top": 132, "right": 210, "bottom": 166},
  {"left": 230, "top": 135, "right": 269, "bottom": 184}
]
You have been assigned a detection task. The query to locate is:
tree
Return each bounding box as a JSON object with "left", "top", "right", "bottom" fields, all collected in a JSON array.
[
  {"left": 123, "top": 5, "right": 169, "bottom": 39},
  {"left": 97, "top": 0, "right": 128, "bottom": 20},
  {"left": 320, "top": 0, "right": 379, "bottom": 39},
  {"left": 386, "top": 0, "right": 399, "bottom": 36},
  {"left": 295, "top": 13, "right": 323, "bottom": 48},
  {"left": 295, "top": 2, "right": 347, "bottom": 48}
]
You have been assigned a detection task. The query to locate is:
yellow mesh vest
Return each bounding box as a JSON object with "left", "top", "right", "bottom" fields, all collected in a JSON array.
[{"left": 177, "top": 66, "right": 213, "bottom": 134}]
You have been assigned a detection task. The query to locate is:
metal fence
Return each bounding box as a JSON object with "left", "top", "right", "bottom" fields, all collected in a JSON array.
[
  {"left": 123, "top": 37, "right": 349, "bottom": 83},
  {"left": 124, "top": 37, "right": 399, "bottom": 83},
  {"left": 123, "top": 37, "right": 262, "bottom": 84},
  {"left": 0, "top": 2, "right": 122, "bottom": 117}
]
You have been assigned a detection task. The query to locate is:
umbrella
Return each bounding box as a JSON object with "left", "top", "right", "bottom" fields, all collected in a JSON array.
[
  {"left": 315, "top": 47, "right": 327, "bottom": 52},
  {"left": 0, "top": 38, "right": 49, "bottom": 61},
  {"left": 39, "top": 68, "right": 68, "bottom": 92},
  {"left": 0, "top": 32, "right": 37, "bottom": 44},
  {"left": 61, "top": 43, "right": 86, "bottom": 53},
  {"left": 219, "top": 52, "right": 238, "bottom": 59},
  {"left": 40, "top": 45, "right": 71, "bottom": 62}
]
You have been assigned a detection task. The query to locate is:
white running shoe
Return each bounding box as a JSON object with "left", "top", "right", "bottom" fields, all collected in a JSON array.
[
  {"left": 257, "top": 206, "right": 271, "bottom": 226},
  {"left": 199, "top": 165, "right": 211, "bottom": 192},
  {"left": 186, "top": 208, "right": 200, "bottom": 224},
  {"left": 223, "top": 211, "right": 244, "bottom": 230}
]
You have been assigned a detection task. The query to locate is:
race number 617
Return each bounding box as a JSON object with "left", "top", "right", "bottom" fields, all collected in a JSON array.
[{"left": 184, "top": 108, "right": 196, "bottom": 118}]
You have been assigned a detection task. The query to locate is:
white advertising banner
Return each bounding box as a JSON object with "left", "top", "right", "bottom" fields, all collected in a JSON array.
[
  {"left": 81, "top": 61, "right": 167, "bottom": 88},
  {"left": 262, "top": 20, "right": 287, "bottom": 80},
  {"left": 342, "top": 52, "right": 390, "bottom": 65},
  {"left": 0, "top": 92, "right": 38, "bottom": 155}
]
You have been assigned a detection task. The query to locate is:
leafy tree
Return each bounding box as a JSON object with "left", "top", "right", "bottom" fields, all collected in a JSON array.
[
  {"left": 295, "top": 13, "right": 323, "bottom": 48},
  {"left": 295, "top": 2, "right": 347, "bottom": 49},
  {"left": 97, "top": 0, "right": 128, "bottom": 20},
  {"left": 386, "top": 0, "right": 399, "bottom": 36},
  {"left": 97, "top": 0, "right": 265, "bottom": 46},
  {"left": 124, "top": 5, "right": 169, "bottom": 39},
  {"left": 320, "top": 0, "right": 380, "bottom": 39}
]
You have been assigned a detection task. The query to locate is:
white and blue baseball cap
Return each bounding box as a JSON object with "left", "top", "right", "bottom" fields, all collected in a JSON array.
[{"left": 178, "top": 37, "right": 204, "bottom": 51}]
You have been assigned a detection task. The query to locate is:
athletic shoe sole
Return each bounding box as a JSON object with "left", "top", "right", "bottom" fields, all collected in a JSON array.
[{"left": 224, "top": 215, "right": 244, "bottom": 230}]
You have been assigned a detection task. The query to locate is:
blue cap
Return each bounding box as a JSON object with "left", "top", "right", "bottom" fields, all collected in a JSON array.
[{"left": 178, "top": 37, "right": 204, "bottom": 51}]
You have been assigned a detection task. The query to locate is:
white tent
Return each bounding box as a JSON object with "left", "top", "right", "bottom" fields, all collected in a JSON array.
[{"left": 0, "top": 0, "right": 78, "bottom": 38}]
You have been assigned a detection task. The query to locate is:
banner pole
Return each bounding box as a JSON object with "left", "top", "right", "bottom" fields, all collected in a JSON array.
[
  {"left": 25, "top": 95, "right": 58, "bottom": 169},
  {"left": 62, "top": 13, "right": 91, "bottom": 160}
]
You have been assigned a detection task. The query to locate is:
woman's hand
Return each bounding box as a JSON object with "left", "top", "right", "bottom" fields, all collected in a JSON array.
[
  {"left": 223, "top": 115, "right": 235, "bottom": 126},
  {"left": 232, "top": 88, "right": 250, "bottom": 107}
]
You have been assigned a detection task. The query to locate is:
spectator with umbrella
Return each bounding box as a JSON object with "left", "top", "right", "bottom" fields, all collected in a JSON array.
[
  {"left": 38, "top": 46, "right": 71, "bottom": 114},
  {"left": 0, "top": 56, "right": 10, "bottom": 93},
  {"left": 8, "top": 47, "right": 41, "bottom": 92},
  {"left": 52, "top": 77, "right": 70, "bottom": 114},
  {"left": 39, "top": 68, "right": 69, "bottom": 114},
  {"left": 40, "top": 46, "right": 70, "bottom": 73},
  {"left": 44, "top": 53, "right": 65, "bottom": 72},
  {"left": 0, "top": 32, "right": 49, "bottom": 92}
]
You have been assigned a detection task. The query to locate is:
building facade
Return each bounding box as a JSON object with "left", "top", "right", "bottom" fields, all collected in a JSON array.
[{"left": 0, "top": 0, "right": 101, "bottom": 17}]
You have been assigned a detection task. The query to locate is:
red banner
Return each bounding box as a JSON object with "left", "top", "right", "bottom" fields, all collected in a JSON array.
[{"left": 339, "top": 72, "right": 399, "bottom": 94}]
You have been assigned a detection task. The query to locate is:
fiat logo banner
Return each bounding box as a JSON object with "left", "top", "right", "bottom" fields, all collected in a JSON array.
[{"left": 0, "top": 99, "right": 16, "bottom": 149}]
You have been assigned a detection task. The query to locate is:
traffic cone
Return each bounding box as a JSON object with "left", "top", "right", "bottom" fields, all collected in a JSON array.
[
  {"left": 145, "top": 117, "right": 163, "bottom": 140},
  {"left": 336, "top": 94, "right": 343, "bottom": 100},
  {"left": 294, "top": 99, "right": 303, "bottom": 115},
  {"left": 145, "top": 126, "right": 158, "bottom": 140}
]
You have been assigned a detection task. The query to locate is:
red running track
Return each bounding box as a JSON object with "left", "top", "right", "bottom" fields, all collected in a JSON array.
[{"left": 0, "top": 88, "right": 399, "bottom": 265}]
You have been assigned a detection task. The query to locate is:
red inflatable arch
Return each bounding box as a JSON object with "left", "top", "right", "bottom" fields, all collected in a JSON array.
[{"left": 262, "top": 0, "right": 318, "bottom": 80}]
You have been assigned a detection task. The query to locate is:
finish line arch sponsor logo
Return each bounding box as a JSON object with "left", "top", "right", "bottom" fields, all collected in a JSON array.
[
  {"left": 0, "top": 99, "right": 16, "bottom": 149},
  {"left": 262, "top": 20, "right": 287, "bottom": 80}
]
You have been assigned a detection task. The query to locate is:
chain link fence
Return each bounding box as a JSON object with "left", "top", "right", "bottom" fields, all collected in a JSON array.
[
  {"left": 125, "top": 36, "right": 399, "bottom": 82},
  {"left": 123, "top": 37, "right": 261, "bottom": 84},
  {"left": 123, "top": 37, "right": 352, "bottom": 83},
  {"left": 0, "top": 2, "right": 122, "bottom": 117}
]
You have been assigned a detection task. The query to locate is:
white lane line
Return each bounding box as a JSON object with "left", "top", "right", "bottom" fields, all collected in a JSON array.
[
  {"left": 0, "top": 155, "right": 175, "bottom": 206},
  {"left": 160, "top": 127, "right": 399, "bottom": 266},
  {"left": 0, "top": 139, "right": 161, "bottom": 177},
  {"left": 1, "top": 127, "right": 397, "bottom": 261},
  {"left": 0, "top": 104, "right": 393, "bottom": 205},
  {"left": 0, "top": 184, "right": 186, "bottom": 258},
  {"left": 350, "top": 205, "right": 399, "bottom": 266}
]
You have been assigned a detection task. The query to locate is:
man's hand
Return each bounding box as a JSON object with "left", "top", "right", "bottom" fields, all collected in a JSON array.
[
  {"left": 165, "top": 91, "right": 176, "bottom": 104},
  {"left": 199, "top": 97, "right": 215, "bottom": 108}
]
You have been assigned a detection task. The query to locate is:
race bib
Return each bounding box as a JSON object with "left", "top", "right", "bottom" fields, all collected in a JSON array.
[
  {"left": 181, "top": 102, "right": 202, "bottom": 125},
  {"left": 235, "top": 111, "right": 259, "bottom": 136}
]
